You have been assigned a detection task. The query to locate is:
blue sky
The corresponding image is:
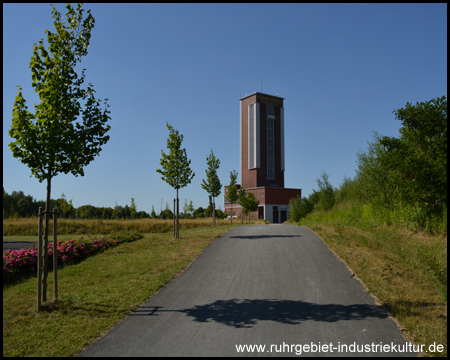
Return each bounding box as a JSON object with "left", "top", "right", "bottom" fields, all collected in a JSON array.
[{"left": 3, "top": 3, "right": 447, "bottom": 215}]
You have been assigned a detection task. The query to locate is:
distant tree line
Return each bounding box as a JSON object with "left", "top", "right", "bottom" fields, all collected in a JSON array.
[
  {"left": 150, "top": 198, "right": 227, "bottom": 220},
  {"left": 3, "top": 189, "right": 227, "bottom": 221}
]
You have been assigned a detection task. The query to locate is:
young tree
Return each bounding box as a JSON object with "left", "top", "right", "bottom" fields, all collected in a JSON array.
[
  {"left": 355, "top": 133, "right": 395, "bottom": 208},
  {"left": 9, "top": 4, "right": 111, "bottom": 303},
  {"left": 201, "top": 150, "right": 222, "bottom": 226},
  {"left": 130, "top": 198, "right": 137, "bottom": 219},
  {"left": 111, "top": 206, "right": 118, "bottom": 220},
  {"left": 193, "top": 207, "right": 205, "bottom": 218},
  {"left": 157, "top": 122, "right": 195, "bottom": 238},
  {"left": 289, "top": 195, "right": 314, "bottom": 222},
  {"left": 239, "top": 187, "right": 259, "bottom": 224},
  {"left": 226, "top": 170, "right": 239, "bottom": 224},
  {"left": 160, "top": 202, "right": 173, "bottom": 220},
  {"left": 124, "top": 205, "right": 131, "bottom": 219},
  {"left": 58, "top": 192, "right": 74, "bottom": 218},
  {"left": 245, "top": 192, "right": 259, "bottom": 224},
  {"left": 187, "top": 200, "right": 195, "bottom": 219},
  {"left": 183, "top": 198, "right": 189, "bottom": 219},
  {"left": 238, "top": 187, "right": 246, "bottom": 225},
  {"left": 182, "top": 199, "right": 195, "bottom": 219},
  {"left": 112, "top": 199, "right": 119, "bottom": 220},
  {"left": 151, "top": 205, "right": 157, "bottom": 219},
  {"left": 315, "top": 171, "right": 335, "bottom": 211}
]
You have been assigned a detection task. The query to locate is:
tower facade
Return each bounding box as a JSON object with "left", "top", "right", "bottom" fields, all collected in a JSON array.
[
  {"left": 240, "top": 92, "right": 285, "bottom": 189},
  {"left": 224, "top": 92, "right": 302, "bottom": 223}
]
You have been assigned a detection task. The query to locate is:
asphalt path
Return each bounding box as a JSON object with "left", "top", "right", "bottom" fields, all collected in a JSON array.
[
  {"left": 3, "top": 241, "right": 37, "bottom": 253},
  {"left": 77, "top": 225, "right": 415, "bottom": 357}
]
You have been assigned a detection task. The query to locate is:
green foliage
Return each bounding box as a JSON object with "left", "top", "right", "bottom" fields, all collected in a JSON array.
[
  {"left": 2, "top": 190, "right": 150, "bottom": 220},
  {"left": 289, "top": 195, "right": 314, "bottom": 222},
  {"left": 182, "top": 199, "right": 195, "bottom": 219},
  {"left": 238, "top": 187, "right": 259, "bottom": 223},
  {"left": 3, "top": 188, "right": 65, "bottom": 218},
  {"left": 193, "top": 207, "right": 204, "bottom": 218},
  {"left": 123, "top": 205, "right": 130, "bottom": 219},
  {"left": 379, "top": 96, "right": 447, "bottom": 213},
  {"left": 226, "top": 170, "right": 239, "bottom": 204},
  {"left": 157, "top": 122, "right": 195, "bottom": 192},
  {"left": 314, "top": 171, "right": 335, "bottom": 211},
  {"left": 201, "top": 149, "right": 222, "bottom": 199},
  {"left": 245, "top": 192, "right": 259, "bottom": 215},
  {"left": 160, "top": 208, "right": 173, "bottom": 220},
  {"left": 201, "top": 150, "right": 221, "bottom": 225},
  {"left": 238, "top": 187, "right": 246, "bottom": 213},
  {"left": 333, "top": 175, "right": 359, "bottom": 205},
  {"left": 157, "top": 122, "right": 194, "bottom": 236},
  {"left": 188, "top": 201, "right": 195, "bottom": 218},
  {"left": 355, "top": 133, "right": 399, "bottom": 207},
  {"left": 299, "top": 96, "right": 447, "bottom": 236},
  {"left": 76, "top": 205, "right": 97, "bottom": 219},
  {"left": 58, "top": 193, "right": 75, "bottom": 218},
  {"left": 226, "top": 170, "right": 239, "bottom": 224},
  {"left": 130, "top": 198, "right": 137, "bottom": 219},
  {"left": 151, "top": 205, "right": 157, "bottom": 219},
  {"left": 216, "top": 209, "right": 226, "bottom": 219},
  {"left": 203, "top": 207, "right": 212, "bottom": 218},
  {"left": 111, "top": 205, "right": 118, "bottom": 220},
  {"left": 238, "top": 188, "right": 258, "bottom": 216},
  {"left": 9, "top": 3, "right": 111, "bottom": 185}
]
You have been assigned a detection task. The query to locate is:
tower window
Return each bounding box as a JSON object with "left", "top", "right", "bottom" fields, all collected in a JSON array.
[
  {"left": 267, "top": 105, "right": 274, "bottom": 117},
  {"left": 267, "top": 118, "right": 274, "bottom": 179},
  {"left": 248, "top": 103, "right": 260, "bottom": 169},
  {"left": 249, "top": 104, "right": 255, "bottom": 169}
]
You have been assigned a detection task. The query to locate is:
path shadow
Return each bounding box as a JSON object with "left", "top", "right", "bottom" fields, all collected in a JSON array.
[
  {"left": 130, "top": 299, "right": 389, "bottom": 328},
  {"left": 229, "top": 235, "right": 301, "bottom": 240}
]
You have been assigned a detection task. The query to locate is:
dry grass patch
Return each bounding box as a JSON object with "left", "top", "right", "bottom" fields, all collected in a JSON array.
[{"left": 3, "top": 218, "right": 265, "bottom": 236}]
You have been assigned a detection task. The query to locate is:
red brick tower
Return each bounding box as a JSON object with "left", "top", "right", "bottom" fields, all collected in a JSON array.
[{"left": 224, "top": 92, "right": 302, "bottom": 223}]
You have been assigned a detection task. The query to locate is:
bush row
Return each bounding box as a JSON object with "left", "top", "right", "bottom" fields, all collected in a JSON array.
[{"left": 3, "top": 231, "right": 143, "bottom": 279}]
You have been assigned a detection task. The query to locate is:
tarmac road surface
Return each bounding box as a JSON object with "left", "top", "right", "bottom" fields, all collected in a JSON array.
[
  {"left": 3, "top": 241, "right": 37, "bottom": 253},
  {"left": 76, "top": 225, "right": 416, "bottom": 357}
]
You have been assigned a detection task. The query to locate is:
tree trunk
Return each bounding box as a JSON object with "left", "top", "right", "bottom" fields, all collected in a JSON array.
[
  {"left": 230, "top": 203, "right": 233, "bottom": 225},
  {"left": 176, "top": 189, "right": 179, "bottom": 238},
  {"left": 213, "top": 198, "right": 216, "bottom": 227}
]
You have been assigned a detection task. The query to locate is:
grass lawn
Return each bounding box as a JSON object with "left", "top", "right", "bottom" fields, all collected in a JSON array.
[{"left": 3, "top": 225, "right": 239, "bottom": 357}]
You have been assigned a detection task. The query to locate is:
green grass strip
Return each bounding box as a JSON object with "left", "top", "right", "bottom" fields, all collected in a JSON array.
[{"left": 3, "top": 225, "right": 239, "bottom": 357}]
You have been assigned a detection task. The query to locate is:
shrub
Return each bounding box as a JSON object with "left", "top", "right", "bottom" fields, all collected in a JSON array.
[
  {"left": 289, "top": 196, "right": 314, "bottom": 222},
  {"left": 315, "top": 171, "right": 335, "bottom": 212},
  {"left": 3, "top": 231, "right": 143, "bottom": 279}
]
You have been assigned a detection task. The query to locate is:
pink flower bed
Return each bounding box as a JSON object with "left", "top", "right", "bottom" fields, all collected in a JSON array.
[{"left": 3, "top": 232, "right": 142, "bottom": 279}]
